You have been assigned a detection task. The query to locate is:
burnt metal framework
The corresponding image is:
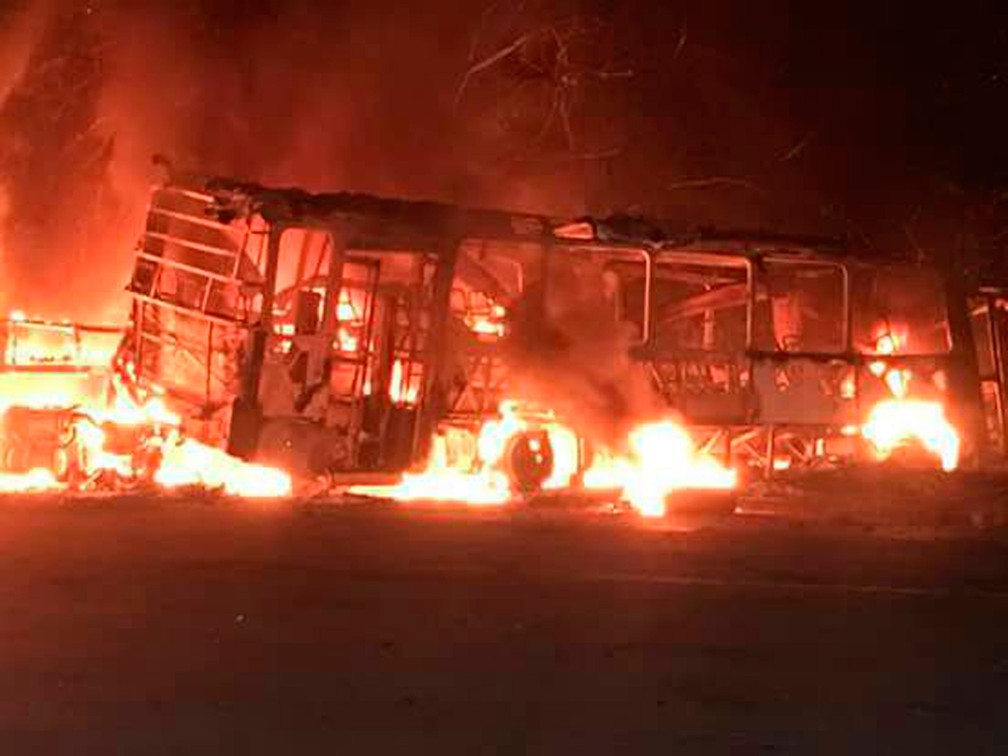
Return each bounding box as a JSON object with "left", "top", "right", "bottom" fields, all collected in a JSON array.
[
  {"left": 123, "top": 174, "right": 995, "bottom": 479},
  {"left": 615, "top": 241, "right": 976, "bottom": 475},
  {"left": 439, "top": 232, "right": 980, "bottom": 476}
]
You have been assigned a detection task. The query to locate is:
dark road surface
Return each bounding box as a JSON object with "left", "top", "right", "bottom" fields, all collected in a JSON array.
[{"left": 2, "top": 497, "right": 1008, "bottom": 754}]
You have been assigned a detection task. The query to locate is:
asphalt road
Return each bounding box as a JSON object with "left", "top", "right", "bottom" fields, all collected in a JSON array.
[{"left": 2, "top": 496, "right": 1007, "bottom": 754}]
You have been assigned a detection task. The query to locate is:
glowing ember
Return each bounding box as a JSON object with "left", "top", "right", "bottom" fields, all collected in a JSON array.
[
  {"left": 467, "top": 303, "right": 508, "bottom": 339},
  {"left": 862, "top": 399, "right": 960, "bottom": 472}
]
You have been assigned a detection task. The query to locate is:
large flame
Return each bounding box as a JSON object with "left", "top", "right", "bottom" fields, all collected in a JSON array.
[
  {"left": 351, "top": 433, "right": 512, "bottom": 505},
  {"left": 154, "top": 438, "right": 293, "bottom": 497},
  {"left": 858, "top": 327, "right": 961, "bottom": 472},
  {"left": 584, "top": 421, "right": 736, "bottom": 517},
  {"left": 861, "top": 399, "right": 960, "bottom": 472}
]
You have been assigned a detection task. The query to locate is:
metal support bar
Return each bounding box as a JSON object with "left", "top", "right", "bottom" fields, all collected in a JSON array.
[
  {"left": 987, "top": 298, "right": 1008, "bottom": 456},
  {"left": 764, "top": 425, "right": 776, "bottom": 480},
  {"left": 143, "top": 231, "right": 240, "bottom": 259},
  {"left": 135, "top": 252, "right": 244, "bottom": 285},
  {"left": 413, "top": 245, "right": 460, "bottom": 463}
]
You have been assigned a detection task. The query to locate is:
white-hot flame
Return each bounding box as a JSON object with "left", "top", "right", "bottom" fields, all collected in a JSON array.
[
  {"left": 154, "top": 439, "right": 292, "bottom": 498},
  {"left": 584, "top": 421, "right": 736, "bottom": 517},
  {"left": 862, "top": 399, "right": 960, "bottom": 472},
  {"left": 857, "top": 325, "right": 961, "bottom": 471},
  {"left": 350, "top": 433, "right": 511, "bottom": 505},
  {"left": 0, "top": 468, "right": 60, "bottom": 493}
]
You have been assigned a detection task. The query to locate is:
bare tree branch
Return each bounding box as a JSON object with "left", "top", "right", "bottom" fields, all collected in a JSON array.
[
  {"left": 455, "top": 31, "right": 536, "bottom": 107},
  {"left": 903, "top": 206, "right": 925, "bottom": 261},
  {"left": 672, "top": 20, "right": 688, "bottom": 60},
  {"left": 780, "top": 131, "right": 813, "bottom": 161},
  {"left": 667, "top": 176, "right": 764, "bottom": 193},
  {"left": 458, "top": 6, "right": 629, "bottom": 163},
  {"left": 512, "top": 147, "right": 622, "bottom": 164}
]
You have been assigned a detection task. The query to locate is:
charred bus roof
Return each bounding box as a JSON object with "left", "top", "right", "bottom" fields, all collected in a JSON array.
[{"left": 160, "top": 171, "right": 881, "bottom": 265}]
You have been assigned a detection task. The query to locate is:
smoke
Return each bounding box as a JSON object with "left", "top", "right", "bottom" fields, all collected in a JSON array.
[
  {"left": 0, "top": 0, "right": 586, "bottom": 321},
  {"left": 0, "top": 1, "right": 477, "bottom": 319},
  {"left": 0, "top": 0, "right": 972, "bottom": 323},
  {"left": 503, "top": 254, "right": 666, "bottom": 446},
  {"left": 0, "top": 1, "right": 121, "bottom": 319},
  {"left": 0, "top": 0, "right": 53, "bottom": 312}
]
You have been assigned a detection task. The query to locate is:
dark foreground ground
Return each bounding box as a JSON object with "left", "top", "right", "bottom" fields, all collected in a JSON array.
[{"left": 2, "top": 493, "right": 1008, "bottom": 754}]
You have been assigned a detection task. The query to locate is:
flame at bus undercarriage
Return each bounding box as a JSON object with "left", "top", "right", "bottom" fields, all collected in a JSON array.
[
  {"left": 349, "top": 401, "right": 738, "bottom": 517},
  {"left": 859, "top": 328, "right": 961, "bottom": 471},
  {"left": 862, "top": 399, "right": 960, "bottom": 472},
  {"left": 583, "top": 422, "right": 738, "bottom": 516}
]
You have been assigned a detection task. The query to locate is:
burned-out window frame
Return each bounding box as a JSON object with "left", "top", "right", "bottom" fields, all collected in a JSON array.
[
  {"left": 751, "top": 256, "right": 851, "bottom": 356},
  {"left": 644, "top": 249, "right": 752, "bottom": 355},
  {"left": 848, "top": 261, "right": 953, "bottom": 356},
  {"left": 547, "top": 243, "right": 653, "bottom": 346}
]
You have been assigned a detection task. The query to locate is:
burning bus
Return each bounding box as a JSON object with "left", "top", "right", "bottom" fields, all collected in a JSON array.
[{"left": 107, "top": 169, "right": 1001, "bottom": 511}]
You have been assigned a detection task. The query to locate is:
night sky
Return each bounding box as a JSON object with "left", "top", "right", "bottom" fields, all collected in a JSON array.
[{"left": 0, "top": 0, "right": 1006, "bottom": 315}]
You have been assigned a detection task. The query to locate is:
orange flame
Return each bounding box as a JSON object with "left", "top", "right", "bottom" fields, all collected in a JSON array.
[
  {"left": 466, "top": 303, "right": 508, "bottom": 339},
  {"left": 857, "top": 324, "right": 961, "bottom": 471},
  {"left": 154, "top": 438, "right": 293, "bottom": 497},
  {"left": 584, "top": 421, "right": 736, "bottom": 517},
  {"left": 389, "top": 359, "right": 420, "bottom": 405},
  {"left": 3, "top": 315, "right": 120, "bottom": 369},
  {"left": 862, "top": 399, "right": 960, "bottom": 472},
  {"left": 867, "top": 331, "right": 912, "bottom": 398}
]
